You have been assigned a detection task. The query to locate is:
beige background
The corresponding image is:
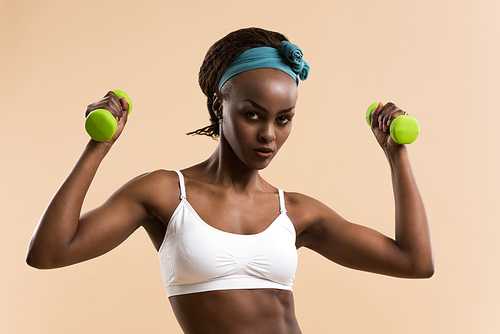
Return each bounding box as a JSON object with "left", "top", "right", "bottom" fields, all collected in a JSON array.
[{"left": 1, "top": 0, "right": 499, "bottom": 333}]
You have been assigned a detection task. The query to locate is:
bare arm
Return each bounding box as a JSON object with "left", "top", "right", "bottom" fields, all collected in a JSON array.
[
  {"left": 26, "top": 92, "right": 152, "bottom": 269},
  {"left": 295, "top": 103, "right": 434, "bottom": 278}
]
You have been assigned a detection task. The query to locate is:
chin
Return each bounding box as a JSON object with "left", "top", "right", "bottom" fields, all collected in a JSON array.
[{"left": 250, "top": 158, "right": 274, "bottom": 171}]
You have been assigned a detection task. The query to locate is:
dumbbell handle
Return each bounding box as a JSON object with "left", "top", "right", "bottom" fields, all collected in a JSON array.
[
  {"left": 85, "top": 90, "right": 133, "bottom": 142},
  {"left": 366, "top": 102, "right": 419, "bottom": 144}
]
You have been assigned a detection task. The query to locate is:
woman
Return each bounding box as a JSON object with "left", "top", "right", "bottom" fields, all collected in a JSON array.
[{"left": 26, "top": 27, "right": 434, "bottom": 334}]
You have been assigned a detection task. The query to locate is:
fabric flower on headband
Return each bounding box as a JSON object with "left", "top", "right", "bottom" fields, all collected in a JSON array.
[
  {"left": 218, "top": 41, "right": 311, "bottom": 90},
  {"left": 280, "top": 41, "right": 310, "bottom": 80}
]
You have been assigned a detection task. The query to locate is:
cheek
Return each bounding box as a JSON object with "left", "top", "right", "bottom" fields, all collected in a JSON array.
[
  {"left": 275, "top": 126, "right": 292, "bottom": 152},
  {"left": 281, "top": 124, "right": 293, "bottom": 142},
  {"left": 223, "top": 116, "right": 252, "bottom": 146}
]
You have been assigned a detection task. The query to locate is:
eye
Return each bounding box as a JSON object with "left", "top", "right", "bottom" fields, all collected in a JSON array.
[
  {"left": 276, "top": 116, "right": 291, "bottom": 125},
  {"left": 246, "top": 112, "right": 260, "bottom": 121}
]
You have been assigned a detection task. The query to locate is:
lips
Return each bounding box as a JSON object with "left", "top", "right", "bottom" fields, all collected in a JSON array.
[{"left": 254, "top": 147, "right": 274, "bottom": 159}]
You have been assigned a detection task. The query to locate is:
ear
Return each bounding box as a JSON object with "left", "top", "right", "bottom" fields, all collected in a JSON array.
[{"left": 212, "top": 92, "right": 223, "bottom": 119}]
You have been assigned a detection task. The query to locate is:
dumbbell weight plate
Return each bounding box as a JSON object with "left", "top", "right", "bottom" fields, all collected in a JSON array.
[
  {"left": 85, "top": 108, "right": 118, "bottom": 142},
  {"left": 389, "top": 115, "right": 419, "bottom": 144}
]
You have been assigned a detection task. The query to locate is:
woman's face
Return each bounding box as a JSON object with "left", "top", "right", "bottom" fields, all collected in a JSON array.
[{"left": 218, "top": 68, "right": 298, "bottom": 170}]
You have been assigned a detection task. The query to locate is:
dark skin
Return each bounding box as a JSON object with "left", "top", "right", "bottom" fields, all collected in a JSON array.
[{"left": 26, "top": 69, "right": 433, "bottom": 334}]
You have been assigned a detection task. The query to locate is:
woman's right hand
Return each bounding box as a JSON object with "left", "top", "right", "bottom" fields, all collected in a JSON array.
[{"left": 85, "top": 91, "right": 130, "bottom": 145}]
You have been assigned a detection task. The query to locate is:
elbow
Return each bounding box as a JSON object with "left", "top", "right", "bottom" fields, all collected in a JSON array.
[
  {"left": 26, "top": 234, "right": 68, "bottom": 269},
  {"left": 25, "top": 246, "right": 60, "bottom": 270},
  {"left": 26, "top": 251, "right": 52, "bottom": 270},
  {"left": 414, "top": 265, "right": 434, "bottom": 279},
  {"left": 424, "top": 261, "right": 435, "bottom": 278},
  {"left": 26, "top": 252, "right": 43, "bottom": 269},
  {"left": 410, "top": 258, "right": 435, "bottom": 279}
]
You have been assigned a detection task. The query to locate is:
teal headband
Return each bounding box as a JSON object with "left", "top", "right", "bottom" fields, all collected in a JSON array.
[{"left": 218, "top": 41, "right": 310, "bottom": 91}]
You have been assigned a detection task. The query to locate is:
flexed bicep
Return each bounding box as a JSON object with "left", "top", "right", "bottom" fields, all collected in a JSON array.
[
  {"left": 27, "top": 170, "right": 157, "bottom": 269},
  {"left": 304, "top": 213, "right": 407, "bottom": 277},
  {"left": 63, "top": 183, "right": 151, "bottom": 267},
  {"left": 294, "top": 195, "right": 431, "bottom": 279}
]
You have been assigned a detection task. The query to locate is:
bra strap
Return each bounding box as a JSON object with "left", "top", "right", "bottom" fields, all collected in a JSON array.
[
  {"left": 175, "top": 171, "right": 187, "bottom": 200},
  {"left": 278, "top": 189, "right": 287, "bottom": 214}
]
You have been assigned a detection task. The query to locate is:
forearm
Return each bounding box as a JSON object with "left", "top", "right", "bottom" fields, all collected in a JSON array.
[
  {"left": 385, "top": 145, "right": 434, "bottom": 277},
  {"left": 27, "top": 140, "right": 111, "bottom": 268}
]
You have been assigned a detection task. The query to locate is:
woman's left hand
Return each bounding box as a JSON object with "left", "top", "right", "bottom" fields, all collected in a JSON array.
[{"left": 370, "top": 102, "right": 407, "bottom": 148}]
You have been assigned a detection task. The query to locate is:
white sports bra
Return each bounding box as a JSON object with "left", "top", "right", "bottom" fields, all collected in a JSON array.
[{"left": 158, "top": 171, "right": 298, "bottom": 297}]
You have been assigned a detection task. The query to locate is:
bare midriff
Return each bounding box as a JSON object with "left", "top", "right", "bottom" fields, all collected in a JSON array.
[{"left": 169, "top": 289, "right": 302, "bottom": 334}]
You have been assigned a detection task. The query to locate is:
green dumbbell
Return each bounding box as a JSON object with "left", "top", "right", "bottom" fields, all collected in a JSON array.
[
  {"left": 85, "top": 90, "right": 133, "bottom": 142},
  {"left": 366, "top": 102, "right": 419, "bottom": 144}
]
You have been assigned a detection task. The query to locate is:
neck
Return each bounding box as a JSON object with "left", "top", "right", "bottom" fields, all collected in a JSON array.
[{"left": 195, "top": 137, "right": 265, "bottom": 193}]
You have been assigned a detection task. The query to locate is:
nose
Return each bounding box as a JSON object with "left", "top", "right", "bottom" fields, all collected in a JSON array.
[{"left": 258, "top": 122, "right": 276, "bottom": 143}]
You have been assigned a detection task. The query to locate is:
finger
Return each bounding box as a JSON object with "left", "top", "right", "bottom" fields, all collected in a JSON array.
[
  {"left": 385, "top": 104, "right": 406, "bottom": 128},
  {"left": 119, "top": 96, "right": 130, "bottom": 113},
  {"left": 106, "top": 91, "right": 123, "bottom": 113},
  {"left": 91, "top": 92, "right": 121, "bottom": 120},
  {"left": 113, "top": 108, "right": 129, "bottom": 141},
  {"left": 379, "top": 102, "right": 399, "bottom": 131},
  {"left": 380, "top": 104, "right": 393, "bottom": 131},
  {"left": 371, "top": 101, "right": 384, "bottom": 118},
  {"left": 371, "top": 102, "right": 384, "bottom": 129},
  {"left": 119, "top": 106, "right": 128, "bottom": 122}
]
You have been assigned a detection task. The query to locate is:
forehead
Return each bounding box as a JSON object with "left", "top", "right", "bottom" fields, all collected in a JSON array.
[{"left": 224, "top": 68, "right": 298, "bottom": 106}]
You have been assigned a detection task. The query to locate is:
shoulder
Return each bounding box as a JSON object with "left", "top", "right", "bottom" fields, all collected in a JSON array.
[
  {"left": 283, "top": 191, "right": 346, "bottom": 246},
  {"left": 117, "top": 169, "right": 178, "bottom": 190},
  {"left": 283, "top": 191, "right": 333, "bottom": 218},
  {"left": 111, "top": 169, "right": 181, "bottom": 203},
  {"left": 107, "top": 169, "right": 184, "bottom": 225},
  {"left": 133, "top": 169, "right": 180, "bottom": 186}
]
